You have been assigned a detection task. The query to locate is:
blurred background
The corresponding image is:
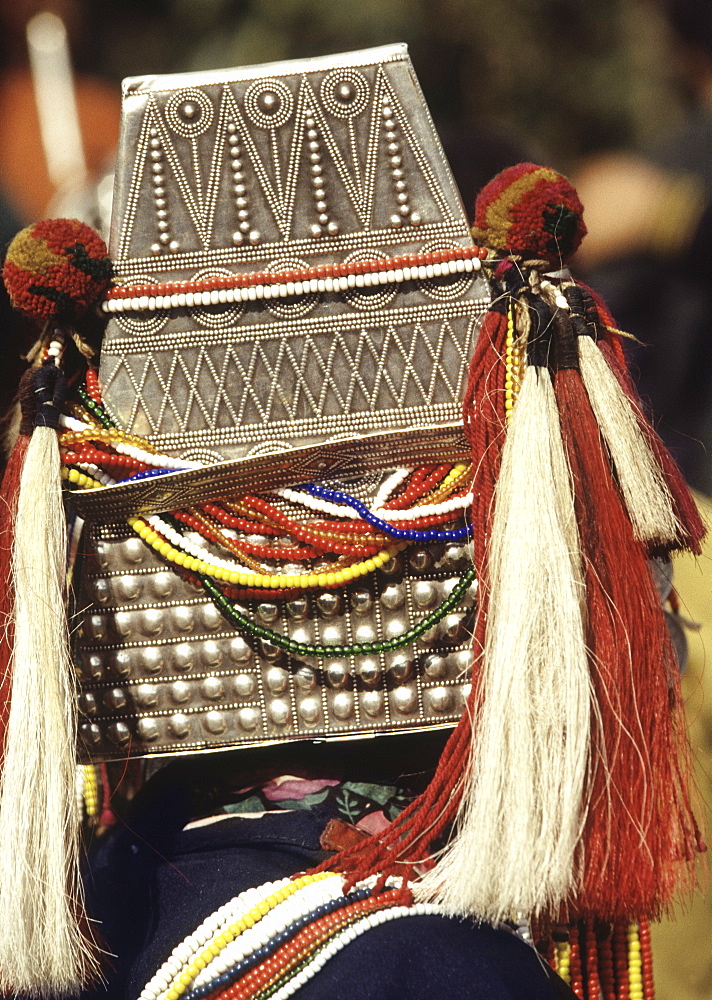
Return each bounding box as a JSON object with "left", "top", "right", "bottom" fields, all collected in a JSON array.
[{"left": 0, "top": 1, "right": 709, "bottom": 996}]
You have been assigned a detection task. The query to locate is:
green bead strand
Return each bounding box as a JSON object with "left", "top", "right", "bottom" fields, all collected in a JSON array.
[
  {"left": 77, "top": 385, "right": 116, "bottom": 429},
  {"left": 200, "top": 567, "right": 476, "bottom": 658}
]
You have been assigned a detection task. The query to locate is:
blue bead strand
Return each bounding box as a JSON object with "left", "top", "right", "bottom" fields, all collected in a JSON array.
[{"left": 299, "top": 484, "right": 473, "bottom": 542}]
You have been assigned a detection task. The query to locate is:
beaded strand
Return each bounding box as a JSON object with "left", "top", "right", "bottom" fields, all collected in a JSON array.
[
  {"left": 202, "top": 567, "right": 476, "bottom": 657},
  {"left": 145, "top": 873, "right": 337, "bottom": 1000},
  {"left": 141, "top": 873, "right": 445, "bottom": 1000},
  {"left": 103, "top": 245, "right": 488, "bottom": 312}
]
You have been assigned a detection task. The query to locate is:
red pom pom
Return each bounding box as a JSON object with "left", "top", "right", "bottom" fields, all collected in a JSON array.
[
  {"left": 471, "top": 162, "right": 586, "bottom": 266},
  {"left": 3, "top": 219, "right": 111, "bottom": 323}
]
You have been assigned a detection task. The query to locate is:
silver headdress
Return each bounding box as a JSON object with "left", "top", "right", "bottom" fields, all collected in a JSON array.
[{"left": 71, "top": 44, "right": 488, "bottom": 761}]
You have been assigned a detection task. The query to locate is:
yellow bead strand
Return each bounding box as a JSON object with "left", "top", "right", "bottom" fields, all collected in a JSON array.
[
  {"left": 627, "top": 922, "right": 644, "bottom": 1000},
  {"left": 163, "top": 872, "right": 335, "bottom": 999},
  {"left": 59, "top": 425, "right": 161, "bottom": 452},
  {"left": 504, "top": 301, "right": 524, "bottom": 423},
  {"left": 61, "top": 467, "right": 104, "bottom": 490},
  {"left": 127, "top": 515, "right": 403, "bottom": 589},
  {"left": 81, "top": 764, "right": 99, "bottom": 818},
  {"left": 554, "top": 939, "right": 571, "bottom": 984}
]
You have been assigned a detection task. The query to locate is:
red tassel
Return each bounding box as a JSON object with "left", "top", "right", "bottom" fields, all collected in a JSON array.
[
  {"left": 307, "top": 306, "right": 509, "bottom": 886},
  {"left": 0, "top": 432, "right": 29, "bottom": 762},
  {"left": 554, "top": 366, "right": 698, "bottom": 920}
]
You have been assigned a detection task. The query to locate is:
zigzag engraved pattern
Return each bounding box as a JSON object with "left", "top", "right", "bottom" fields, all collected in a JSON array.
[{"left": 101, "top": 312, "right": 477, "bottom": 442}]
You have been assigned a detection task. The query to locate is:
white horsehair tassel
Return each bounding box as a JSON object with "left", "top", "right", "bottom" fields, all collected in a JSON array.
[
  {"left": 416, "top": 364, "right": 591, "bottom": 921},
  {"left": 0, "top": 421, "right": 98, "bottom": 996},
  {"left": 577, "top": 334, "right": 681, "bottom": 548}
]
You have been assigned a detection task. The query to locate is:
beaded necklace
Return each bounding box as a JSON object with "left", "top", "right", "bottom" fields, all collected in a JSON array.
[
  {"left": 139, "top": 873, "right": 445, "bottom": 1000},
  {"left": 61, "top": 371, "right": 476, "bottom": 658}
]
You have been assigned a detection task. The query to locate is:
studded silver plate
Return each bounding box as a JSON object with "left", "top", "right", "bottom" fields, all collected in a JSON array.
[
  {"left": 73, "top": 509, "right": 476, "bottom": 761},
  {"left": 78, "top": 46, "right": 484, "bottom": 761}
]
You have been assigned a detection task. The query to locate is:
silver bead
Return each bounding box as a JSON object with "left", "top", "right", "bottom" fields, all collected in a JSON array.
[
  {"left": 142, "top": 608, "right": 164, "bottom": 636},
  {"left": 260, "top": 638, "right": 283, "bottom": 662},
  {"left": 350, "top": 589, "right": 373, "bottom": 614},
  {"left": 413, "top": 581, "right": 437, "bottom": 609},
  {"left": 234, "top": 673, "right": 256, "bottom": 697},
  {"left": 424, "top": 654, "right": 447, "bottom": 679},
  {"left": 356, "top": 658, "right": 380, "bottom": 686},
  {"left": 172, "top": 606, "right": 194, "bottom": 632},
  {"left": 286, "top": 597, "right": 309, "bottom": 620},
  {"left": 362, "top": 691, "right": 384, "bottom": 718},
  {"left": 333, "top": 692, "right": 354, "bottom": 720},
  {"left": 228, "top": 636, "right": 252, "bottom": 663},
  {"left": 168, "top": 713, "right": 191, "bottom": 738},
  {"left": 204, "top": 711, "right": 227, "bottom": 735},
  {"left": 201, "top": 642, "right": 222, "bottom": 669},
  {"left": 92, "top": 579, "right": 110, "bottom": 604},
  {"left": 326, "top": 661, "right": 349, "bottom": 688},
  {"left": 380, "top": 583, "right": 405, "bottom": 610},
  {"left": 173, "top": 643, "right": 195, "bottom": 672},
  {"left": 425, "top": 686, "right": 455, "bottom": 713},
  {"left": 269, "top": 699, "right": 290, "bottom": 726},
  {"left": 266, "top": 666, "right": 289, "bottom": 694},
  {"left": 201, "top": 676, "right": 225, "bottom": 700},
  {"left": 440, "top": 613, "right": 468, "bottom": 644},
  {"left": 409, "top": 549, "right": 433, "bottom": 572},
  {"left": 295, "top": 666, "right": 317, "bottom": 691},
  {"left": 116, "top": 574, "right": 141, "bottom": 601},
  {"left": 108, "top": 722, "right": 131, "bottom": 746},
  {"left": 83, "top": 653, "right": 104, "bottom": 680},
  {"left": 298, "top": 698, "right": 320, "bottom": 724},
  {"left": 78, "top": 692, "right": 98, "bottom": 716},
  {"left": 387, "top": 655, "right": 413, "bottom": 682},
  {"left": 316, "top": 591, "right": 341, "bottom": 617},
  {"left": 80, "top": 723, "right": 101, "bottom": 746},
  {"left": 170, "top": 680, "right": 192, "bottom": 704},
  {"left": 257, "top": 602, "right": 279, "bottom": 623},
  {"left": 142, "top": 647, "right": 165, "bottom": 674},
  {"left": 137, "top": 717, "right": 160, "bottom": 742},
  {"left": 151, "top": 571, "right": 175, "bottom": 598},
  {"left": 112, "top": 650, "right": 133, "bottom": 678},
  {"left": 392, "top": 686, "right": 417, "bottom": 714},
  {"left": 201, "top": 603, "right": 223, "bottom": 631},
  {"left": 135, "top": 683, "right": 158, "bottom": 708},
  {"left": 353, "top": 622, "right": 376, "bottom": 644}
]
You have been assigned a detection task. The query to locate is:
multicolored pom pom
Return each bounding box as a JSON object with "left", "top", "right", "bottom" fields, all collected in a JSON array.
[
  {"left": 3, "top": 219, "right": 112, "bottom": 323},
  {"left": 471, "top": 162, "right": 586, "bottom": 266}
]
